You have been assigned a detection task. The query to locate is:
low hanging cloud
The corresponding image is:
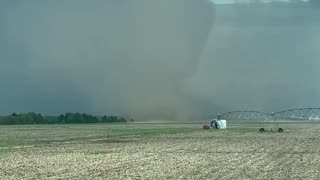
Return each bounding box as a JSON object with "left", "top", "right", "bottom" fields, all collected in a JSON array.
[
  {"left": 1, "top": 0, "right": 215, "bottom": 120},
  {"left": 1, "top": 0, "right": 320, "bottom": 120}
]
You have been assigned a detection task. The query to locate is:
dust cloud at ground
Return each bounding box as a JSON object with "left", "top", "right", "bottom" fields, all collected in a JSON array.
[{"left": 1, "top": 1, "right": 320, "bottom": 120}]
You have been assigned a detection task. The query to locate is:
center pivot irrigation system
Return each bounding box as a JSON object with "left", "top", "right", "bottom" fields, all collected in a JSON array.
[{"left": 210, "top": 108, "right": 320, "bottom": 133}]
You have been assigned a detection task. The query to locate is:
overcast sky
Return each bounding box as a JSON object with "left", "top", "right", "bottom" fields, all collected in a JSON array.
[
  {"left": 1, "top": 0, "right": 319, "bottom": 120},
  {"left": 211, "top": 0, "right": 309, "bottom": 3}
]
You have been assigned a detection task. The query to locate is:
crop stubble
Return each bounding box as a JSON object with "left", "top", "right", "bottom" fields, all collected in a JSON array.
[{"left": 0, "top": 123, "right": 320, "bottom": 179}]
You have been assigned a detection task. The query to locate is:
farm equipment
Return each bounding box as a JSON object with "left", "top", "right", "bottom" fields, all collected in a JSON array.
[
  {"left": 202, "top": 119, "right": 227, "bottom": 130},
  {"left": 260, "top": 112, "right": 284, "bottom": 133},
  {"left": 259, "top": 127, "right": 283, "bottom": 133},
  {"left": 210, "top": 119, "right": 227, "bottom": 129},
  {"left": 215, "top": 111, "right": 284, "bottom": 133}
]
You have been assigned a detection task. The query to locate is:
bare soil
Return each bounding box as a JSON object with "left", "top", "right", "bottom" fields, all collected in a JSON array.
[{"left": 0, "top": 123, "right": 320, "bottom": 179}]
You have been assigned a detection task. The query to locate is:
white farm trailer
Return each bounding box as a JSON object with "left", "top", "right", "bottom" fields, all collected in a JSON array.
[{"left": 210, "top": 119, "right": 227, "bottom": 129}]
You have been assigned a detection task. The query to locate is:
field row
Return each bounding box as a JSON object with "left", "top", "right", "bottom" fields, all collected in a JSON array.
[{"left": 1, "top": 123, "right": 320, "bottom": 179}]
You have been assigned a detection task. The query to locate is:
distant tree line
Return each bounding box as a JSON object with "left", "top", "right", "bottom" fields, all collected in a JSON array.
[{"left": 0, "top": 112, "right": 134, "bottom": 125}]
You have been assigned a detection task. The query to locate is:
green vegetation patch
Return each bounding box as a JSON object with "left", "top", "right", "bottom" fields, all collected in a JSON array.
[{"left": 0, "top": 124, "right": 199, "bottom": 152}]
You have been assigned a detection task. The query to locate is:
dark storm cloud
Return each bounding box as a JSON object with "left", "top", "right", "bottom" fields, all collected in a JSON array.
[
  {"left": 189, "top": 2, "right": 320, "bottom": 113},
  {"left": 1, "top": 0, "right": 319, "bottom": 120},
  {"left": 0, "top": 0, "right": 214, "bottom": 120}
]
